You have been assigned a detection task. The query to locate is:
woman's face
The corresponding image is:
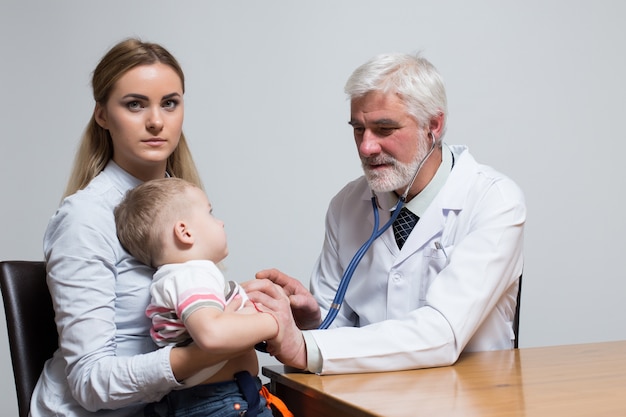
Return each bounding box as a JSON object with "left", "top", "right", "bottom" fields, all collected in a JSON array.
[{"left": 95, "top": 63, "right": 184, "bottom": 181}]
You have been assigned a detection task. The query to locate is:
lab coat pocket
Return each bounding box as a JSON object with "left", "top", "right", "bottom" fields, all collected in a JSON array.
[{"left": 420, "top": 244, "right": 454, "bottom": 301}]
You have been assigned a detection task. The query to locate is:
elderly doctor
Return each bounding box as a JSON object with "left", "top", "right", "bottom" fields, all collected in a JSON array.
[{"left": 244, "top": 52, "right": 526, "bottom": 374}]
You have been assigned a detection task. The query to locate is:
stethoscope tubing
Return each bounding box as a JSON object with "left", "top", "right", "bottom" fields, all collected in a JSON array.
[{"left": 318, "top": 196, "right": 404, "bottom": 329}]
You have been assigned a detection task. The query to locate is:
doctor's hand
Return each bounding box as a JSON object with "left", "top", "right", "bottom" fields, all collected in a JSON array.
[
  {"left": 248, "top": 268, "right": 321, "bottom": 330},
  {"left": 242, "top": 277, "right": 308, "bottom": 370}
]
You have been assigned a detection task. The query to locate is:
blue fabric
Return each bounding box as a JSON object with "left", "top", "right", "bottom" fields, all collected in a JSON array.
[
  {"left": 234, "top": 371, "right": 260, "bottom": 417},
  {"left": 144, "top": 372, "right": 272, "bottom": 417}
]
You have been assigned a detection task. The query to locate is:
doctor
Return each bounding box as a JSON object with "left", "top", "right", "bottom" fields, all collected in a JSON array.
[{"left": 244, "top": 52, "right": 526, "bottom": 374}]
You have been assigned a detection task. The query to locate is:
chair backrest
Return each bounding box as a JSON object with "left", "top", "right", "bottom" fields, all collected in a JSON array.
[
  {"left": 0, "top": 260, "right": 58, "bottom": 417},
  {"left": 513, "top": 274, "right": 522, "bottom": 349}
]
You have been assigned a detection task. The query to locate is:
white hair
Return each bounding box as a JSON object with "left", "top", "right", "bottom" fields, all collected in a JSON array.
[{"left": 344, "top": 53, "right": 448, "bottom": 138}]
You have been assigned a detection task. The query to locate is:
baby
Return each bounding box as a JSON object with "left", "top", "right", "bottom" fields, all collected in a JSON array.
[{"left": 115, "top": 177, "right": 289, "bottom": 417}]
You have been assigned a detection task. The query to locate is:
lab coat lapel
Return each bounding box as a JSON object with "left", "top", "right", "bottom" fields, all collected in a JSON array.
[{"left": 398, "top": 206, "right": 446, "bottom": 261}]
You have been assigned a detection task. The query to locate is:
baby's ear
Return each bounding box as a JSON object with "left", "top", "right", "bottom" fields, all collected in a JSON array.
[{"left": 173, "top": 220, "right": 194, "bottom": 245}]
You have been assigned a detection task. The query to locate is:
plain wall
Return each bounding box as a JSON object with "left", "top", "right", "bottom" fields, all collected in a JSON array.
[{"left": 2, "top": 1, "right": 625, "bottom": 415}]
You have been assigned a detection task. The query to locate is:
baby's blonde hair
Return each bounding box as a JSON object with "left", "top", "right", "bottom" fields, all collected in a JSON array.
[{"left": 115, "top": 178, "right": 197, "bottom": 268}]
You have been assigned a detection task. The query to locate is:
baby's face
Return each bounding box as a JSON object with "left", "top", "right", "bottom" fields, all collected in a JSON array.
[{"left": 185, "top": 187, "right": 228, "bottom": 262}]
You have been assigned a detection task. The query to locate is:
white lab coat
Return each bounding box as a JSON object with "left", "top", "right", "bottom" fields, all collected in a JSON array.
[{"left": 308, "top": 145, "right": 525, "bottom": 374}]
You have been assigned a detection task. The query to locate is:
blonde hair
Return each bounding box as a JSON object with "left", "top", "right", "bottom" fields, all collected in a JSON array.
[
  {"left": 114, "top": 178, "right": 196, "bottom": 268},
  {"left": 64, "top": 38, "right": 202, "bottom": 198}
]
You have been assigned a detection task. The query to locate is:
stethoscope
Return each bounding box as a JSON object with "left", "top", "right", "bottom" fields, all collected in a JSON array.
[{"left": 256, "top": 133, "right": 437, "bottom": 352}]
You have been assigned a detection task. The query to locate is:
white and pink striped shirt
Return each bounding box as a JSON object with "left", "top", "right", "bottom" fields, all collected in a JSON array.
[{"left": 147, "top": 260, "right": 247, "bottom": 347}]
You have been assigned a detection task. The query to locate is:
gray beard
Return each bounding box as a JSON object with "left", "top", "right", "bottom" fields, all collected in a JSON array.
[{"left": 361, "top": 143, "right": 429, "bottom": 193}]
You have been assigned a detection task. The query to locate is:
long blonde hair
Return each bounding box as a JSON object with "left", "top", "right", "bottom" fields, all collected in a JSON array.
[{"left": 63, "top": 38, "right": 202, "bottom": 198}]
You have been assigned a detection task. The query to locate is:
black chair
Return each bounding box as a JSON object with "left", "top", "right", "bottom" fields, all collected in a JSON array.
[
  {"left": 0, "top": 260, "right": 58, "bottom": 417},
  {"left": 513, "top": 274, "right": 522, "bottom": 349}
]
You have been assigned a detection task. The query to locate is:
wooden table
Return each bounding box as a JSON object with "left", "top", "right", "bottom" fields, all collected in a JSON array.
[{"left": 263, "top": 341, "right": 626, "bottom": 417}]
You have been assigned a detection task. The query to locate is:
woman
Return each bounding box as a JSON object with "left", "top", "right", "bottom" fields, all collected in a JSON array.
[{"left": 32, "top": 38, "right": 251, "bottom": 417}]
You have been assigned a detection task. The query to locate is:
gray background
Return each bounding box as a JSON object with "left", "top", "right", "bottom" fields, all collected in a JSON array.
[{"left": 1, "top": 1, "right": 625, "bottom": 415}]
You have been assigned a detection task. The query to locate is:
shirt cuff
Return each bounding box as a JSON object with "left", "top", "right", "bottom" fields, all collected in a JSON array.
[{"left": 302, "top": 330, "right": 323, "bottom": 374}]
